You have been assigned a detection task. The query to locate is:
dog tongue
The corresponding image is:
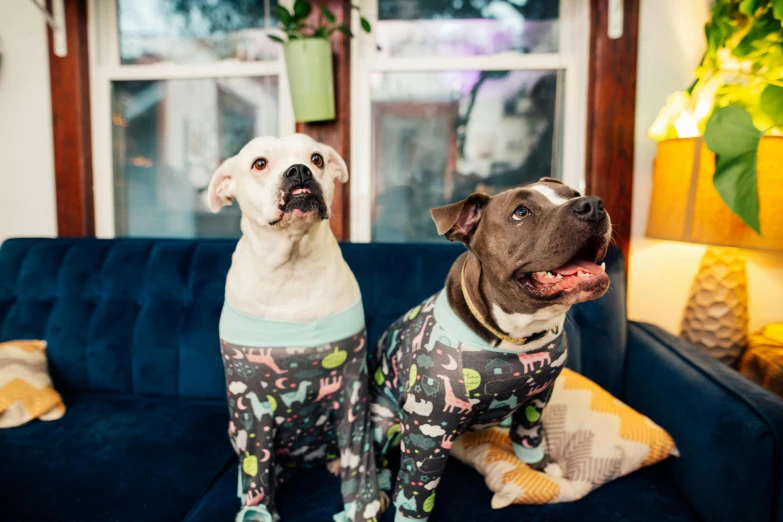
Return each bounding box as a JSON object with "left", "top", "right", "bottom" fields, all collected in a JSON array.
[{"left": 553, "top": 258, "right": 602, "bottom": 276}]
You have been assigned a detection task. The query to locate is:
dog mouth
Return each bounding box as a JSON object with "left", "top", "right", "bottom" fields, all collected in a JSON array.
[
  {"left": 272, "top": 184, "right": 328, "bottom": 225},
  {"left": 515, "top": 236, "right": 610, "bottom": 300}
]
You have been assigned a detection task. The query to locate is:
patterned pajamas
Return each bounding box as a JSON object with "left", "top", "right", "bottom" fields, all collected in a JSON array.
[
  {"left": 220, "top": 300, "right": 380, "bottom": 522},
  {"left": 370, "top": 291, "right": 567, "bottom": 521}
]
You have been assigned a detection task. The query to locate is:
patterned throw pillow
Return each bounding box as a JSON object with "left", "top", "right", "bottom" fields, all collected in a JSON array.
[
  {"left": 451, "top": 368, "right": 678, "bottom": 506},
  {"left": 0, "top": 340, "right": 65, "bottom": 428}
]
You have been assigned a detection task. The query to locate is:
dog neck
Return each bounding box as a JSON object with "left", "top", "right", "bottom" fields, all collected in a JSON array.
[
  {"left": 225, "top": 217, "right": 360, "bottom": 321},
  {"left": 240, "top": 216, "right": 331, "bottom": 270},
  {"left": 446, "top": 252, "right": 568, "bottom": 353}
]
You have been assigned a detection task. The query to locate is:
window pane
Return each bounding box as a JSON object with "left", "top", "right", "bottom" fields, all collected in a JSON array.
[
  {"left": 117, "top": 0, "right": 279, "bottom": 64},
  {"left": 376, "top": 0, "right": 558, "bottom": 58},
  {"left": 111, "top": 77, "right": 278, "bottom": 238},
  {"left": 371, "top": 70, "right": 562, "bottom": 243}
]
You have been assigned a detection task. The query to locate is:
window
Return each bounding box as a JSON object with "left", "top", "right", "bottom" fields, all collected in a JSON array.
[
  {"left": 350, "top": 0, "right": 588, "bottom": 242},
  {"left": 89, "top": 0, "right": 295, "bottom": 238}
]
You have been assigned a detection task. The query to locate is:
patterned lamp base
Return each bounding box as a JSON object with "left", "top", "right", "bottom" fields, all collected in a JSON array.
[{"left": 680, "top": 247, "right": 749, "bottom": 365}]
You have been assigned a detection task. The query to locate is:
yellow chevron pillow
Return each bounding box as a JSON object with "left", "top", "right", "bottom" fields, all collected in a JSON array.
[
  {"left": 0, "top": 340, "right": 65, "bottom": 428},
  {"left": 451, "top": 368, "right": 678, "bottom": 506}
]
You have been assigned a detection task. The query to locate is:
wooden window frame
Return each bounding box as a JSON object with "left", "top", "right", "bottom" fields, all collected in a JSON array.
[{"left": 49, "top": 0, "right": 638, "bottom": 253}]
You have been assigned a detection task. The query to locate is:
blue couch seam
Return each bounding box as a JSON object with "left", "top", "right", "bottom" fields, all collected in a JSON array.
[
  {"left": 0, "top": 243, "right": 35, "bottom": 339},
  {"left": 181, "top": 452, "right": 237, "bottom": 522},
  {"left": 179, "top": 242, "right": 199, "bottom": 397},
  {"left": 129, "top": 242, "right": 157, "bottom": 395},
  {"left": 86, "top": 244, "right": 115, "bottom": 392}
]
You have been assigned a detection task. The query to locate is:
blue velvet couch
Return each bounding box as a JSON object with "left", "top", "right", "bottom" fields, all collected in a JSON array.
[{"left": 1, "top": 238, "right": 781, "bottom": 522}]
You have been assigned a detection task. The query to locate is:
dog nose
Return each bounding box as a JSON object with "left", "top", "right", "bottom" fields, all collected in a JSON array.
[
  {"left": 285, "top": 164, "right": 312, "bottom": 183},
  {"left": 572, "top": 196, "right": 605, "bottom": 222}
]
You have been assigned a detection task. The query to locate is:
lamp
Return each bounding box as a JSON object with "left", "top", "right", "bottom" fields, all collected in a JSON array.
[{"left": 647, "top": 136, "right": 783, "bottom": 364}]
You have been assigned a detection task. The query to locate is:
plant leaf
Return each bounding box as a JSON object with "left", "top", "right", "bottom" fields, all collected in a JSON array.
[
  {"left": 733, "top": 12, "right": 778, "bottom": 58},
  {"left": 336, "top": 25, "right": 354, "bottom": 38},
  {"left": 713, "top": 153, "right": 761, "bottom": 233},
  {"left": 739, "top": 0, "right": 761, "bottom": 16},
  {"left": 351, "top": 4, "right": 361, "bottom": 9},
  {"left": 774, "top": 0, "right": 783, "bottom": 20},
  {"left": 276, "top": 5, "right": 292, "bottom": 26},
  {"left": 704, "top": 106, "right": 763, "bottom": 234},
  {"left": 760, "top": 83, "right": 783, "bottom": 124},
  {"left": 268, "top": 34, "right": 286, "bottom": 44},
  {"left": 293, "top": 0, "right": 312, "bottom": 20},
  {"left": 313, "top": 26, "right": 327, "bottom": 37},
  {"left": 318, "top": 5, "right": 336, "bottom": 23},
  {"left": 360, "top": 17, "right": 372, "bottom": 33}
]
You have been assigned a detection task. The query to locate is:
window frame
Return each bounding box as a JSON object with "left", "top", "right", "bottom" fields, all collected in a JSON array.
[
  {"left": 86, "top": 0, "right": 296, "bottom": 238},
  {"left": 348, "top": 0, "right": 590, "bottom": 242}
]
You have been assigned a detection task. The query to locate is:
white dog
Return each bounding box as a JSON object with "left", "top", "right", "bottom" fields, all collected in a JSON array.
[
  {"left": 208, "top": 133, "right": 360, "bottom": 321},
  {"left": 209, "top": 134, "right": 379, "bottom": 522}
]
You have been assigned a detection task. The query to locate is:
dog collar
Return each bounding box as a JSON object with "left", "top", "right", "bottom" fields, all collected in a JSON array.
[{"left": 460, "top": 262, "right": 559, "bottom": 346}]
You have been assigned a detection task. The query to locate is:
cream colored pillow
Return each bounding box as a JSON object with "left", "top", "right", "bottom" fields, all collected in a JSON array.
[
  {"left": 0, "top": 340, "right": 65, "bottom": 428},
  {"left": 451, "top": 368, "right": 678, "bottom": 506}
]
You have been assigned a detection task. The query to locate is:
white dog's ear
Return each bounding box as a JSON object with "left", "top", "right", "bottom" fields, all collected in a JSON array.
[
  {"left": 207, "top": 156, "right": 237, "bottom": 213},
  {"left": 323, "top": 145, "right": 349, "bottom": 183}
]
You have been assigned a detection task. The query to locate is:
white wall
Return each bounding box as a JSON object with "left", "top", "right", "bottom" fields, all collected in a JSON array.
[
  {"left": 0, "top": 2, "right": 57, "bottom": 243},
  {"left": 628, "top": 0, "right": 783, "bottom": 334}
]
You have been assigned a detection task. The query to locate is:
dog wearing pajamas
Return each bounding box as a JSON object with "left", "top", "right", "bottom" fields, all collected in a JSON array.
[
  {"left": 370, "top": 179, "right": 612, "bottom": 521},
  {"left": 208, "top": 134, "right": 380, "bottom": 522}
]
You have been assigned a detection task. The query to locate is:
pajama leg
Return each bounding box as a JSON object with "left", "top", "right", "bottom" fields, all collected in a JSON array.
[
  {"left": 510, "top": 385, "right": 555, "bottom": 467},
  {"left": 334, "top": 335, "right": 382, "bottom": 522},
  {"left": 223, "top": 342, "right": 280, "bottom": 522},
  {"left": 391, "top": 397, "right": 462, "bottom": 522}
]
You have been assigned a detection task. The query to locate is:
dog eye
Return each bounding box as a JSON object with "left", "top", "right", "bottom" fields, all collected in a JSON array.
[
  {"left": 512, "top": 206, "right": 530, "bottom": 221},
  {"left": 311, "top": 153, "right": 324, "bottom": 168},
  {"left": 252, "top": 158, "right": 267, "bottom": 171}
]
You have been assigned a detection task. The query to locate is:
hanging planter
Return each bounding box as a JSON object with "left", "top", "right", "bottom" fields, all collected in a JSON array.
[
  {"left": 283, "top": 38, "right": 335, "bottom": 122},
  {"left": 270, "top": 0, "right": 372, "bottom": 123}
]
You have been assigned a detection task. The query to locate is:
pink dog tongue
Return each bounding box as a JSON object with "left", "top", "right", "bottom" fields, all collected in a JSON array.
[{"left": 553, "top": 258, "right": 602, "bottom": 276}]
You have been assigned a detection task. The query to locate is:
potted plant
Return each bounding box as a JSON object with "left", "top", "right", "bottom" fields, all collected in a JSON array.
[
  {"left": 648, "top": 0, "right": 782, "bottom": 232},
  {"left": 269, "top": 0, "right": 371, "bottom": 123}
]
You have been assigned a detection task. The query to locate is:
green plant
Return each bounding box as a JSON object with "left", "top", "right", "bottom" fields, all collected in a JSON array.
[
  {"left": 649, "top": 0, "right": 783, "bottom": 233},
  {"left": 268, "top": 0, "right": 371, "bottom": 43}
]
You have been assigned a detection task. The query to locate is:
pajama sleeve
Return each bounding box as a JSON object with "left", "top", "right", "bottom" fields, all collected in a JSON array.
[{"left": 510, "top": 384, "right": 555, "bottom": 465}]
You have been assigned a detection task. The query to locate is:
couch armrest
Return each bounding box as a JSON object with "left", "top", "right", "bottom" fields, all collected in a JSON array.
[{"left": 626, "top": 322, "right": 783, "bottom": 522}]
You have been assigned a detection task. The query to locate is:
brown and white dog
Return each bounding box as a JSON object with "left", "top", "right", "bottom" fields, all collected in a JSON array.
[
  {"left": 435, "top": 177, "right": 612, "bottom": 353},
  {"left": 370, "top": 178, "right": 612, "bottom": 522}
]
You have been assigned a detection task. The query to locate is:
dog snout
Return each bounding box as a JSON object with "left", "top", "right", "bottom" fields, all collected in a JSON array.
[
  {"left": 285, "top": 164, "right": 313, "bottom": 184},
  {"left": 572, "top": 196, "right": 605, "bottom": 222}
]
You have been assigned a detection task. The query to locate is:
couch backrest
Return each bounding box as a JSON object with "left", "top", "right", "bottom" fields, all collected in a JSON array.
[{"left": 0, "top": 238, "right": 627, "bottom": 399}]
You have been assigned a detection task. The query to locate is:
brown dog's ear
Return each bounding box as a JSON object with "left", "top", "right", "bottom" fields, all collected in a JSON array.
[
  {"left": 430, "top": 193, "right": 491, "bottom": 243},
  {"left": 538, "top": 177, "right": 563, "bottom": 185}
]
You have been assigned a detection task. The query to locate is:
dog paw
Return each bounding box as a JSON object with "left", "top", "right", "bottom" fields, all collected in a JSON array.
[
  {"left": 327, "top": 459, "right": 341, "bottom": 476},
  {"left": 543, "top": 462, "right": 564, "bottom": 478}
]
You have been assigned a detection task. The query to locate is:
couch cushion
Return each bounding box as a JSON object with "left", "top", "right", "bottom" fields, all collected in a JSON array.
[
  {"left": 0, "top": 393, "right": 233, "bottom": 522},
  {"left": 186, "top": 457, "right": 697, "bottom": 522}
]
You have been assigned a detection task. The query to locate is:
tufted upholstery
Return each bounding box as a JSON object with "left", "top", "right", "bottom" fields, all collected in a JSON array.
[
  {"left": 1, "top": 238, "right": 780, "bottom": 522},
  {"left": 0, "top": 238, "right": 232, "bottom": 398},
  {"left": 0, "top": 238, "right": 627, "bottom": 400}
]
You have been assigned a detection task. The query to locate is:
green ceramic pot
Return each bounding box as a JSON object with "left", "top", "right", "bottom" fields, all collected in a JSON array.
[{"left": 283, "top": 38, "right": 335, "bottom": 123}]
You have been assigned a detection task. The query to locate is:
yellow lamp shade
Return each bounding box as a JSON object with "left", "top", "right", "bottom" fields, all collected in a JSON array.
[{"left": 647, "top": 136, "right": 783, "bottom": 250}]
